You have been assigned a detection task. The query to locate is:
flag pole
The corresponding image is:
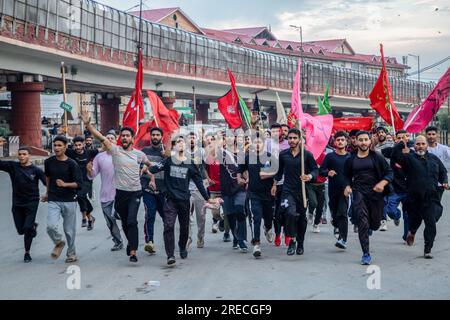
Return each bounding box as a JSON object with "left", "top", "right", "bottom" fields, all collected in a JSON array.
[
  {"left": 136, "top": 0, "right": 143, "bottom": 136},
  {"left": 61, "top": 62, "right": 68, "bottom": 138},
  {"left": 380, "top": 44, "right": 397, "bottom": 136},
  {"left": 296, "top": 62, "right": 307, "bottom": 209}
]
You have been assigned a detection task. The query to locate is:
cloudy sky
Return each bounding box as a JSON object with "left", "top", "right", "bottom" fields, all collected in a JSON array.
[{"left": 99, "top": 0, "right": 449, "bottom": 82}]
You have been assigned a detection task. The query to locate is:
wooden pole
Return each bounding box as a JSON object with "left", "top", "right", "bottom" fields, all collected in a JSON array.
[
  {"left": 61, "top": 62, "right": 68, "bottom": 137},
  {"left": 297, "top": 64, "right": 307, "bottom": 209}
]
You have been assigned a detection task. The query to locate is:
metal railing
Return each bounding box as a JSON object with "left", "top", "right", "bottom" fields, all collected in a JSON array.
[{"left": 0, "top": 0, "right": 434, "bottom": 103}]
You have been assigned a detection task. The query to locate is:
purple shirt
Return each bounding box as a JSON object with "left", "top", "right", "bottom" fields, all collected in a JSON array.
[{"left": 88, "top": 152, "right": 116, "bottom": 203}]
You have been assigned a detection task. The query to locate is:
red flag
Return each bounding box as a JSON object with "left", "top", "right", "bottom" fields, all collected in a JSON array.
[
  {"left": 369, "top": 44, "right": 403, "bottom": 131},
  {"left": 121, "top": 47, "right": 145, "bottom": 140},
  {"left": 404, "top": 67, "right": 450, "bottom": 133},
  {"left": 146, "top": 90, "right": 179, "bottom": 144},
  {"left": 288, "top": 59, "right": 303, "bottom": 128},
  {"left": 217, "top": 89, "right": 242, "bottom": 129},
  {"left": 333, "top": 117, "right": 374, "bottom": 132}
]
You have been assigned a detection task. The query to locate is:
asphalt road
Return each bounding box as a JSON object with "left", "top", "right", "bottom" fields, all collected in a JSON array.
[{"left": 0, "top": 172, "right": 449, "bottom": 300}]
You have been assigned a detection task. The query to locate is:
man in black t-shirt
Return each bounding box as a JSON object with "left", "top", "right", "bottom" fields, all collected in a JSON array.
[
  {"left": 237, "top": 136, "right": 277, "bottom": 258},
  {"left": 272, "top": 128, "right": 319, "bottom": 257},
  {"left": 344, "top": 131, "right": 393, "bottom": 266},
  {"left": 43, "top": 136, "right": 83, "bottom": 263},
  {"left": 0, "top": 147, "right": 46, "bottom": 263},
  {"left": 141, "top": 127, "right": 166, "bottom": 254},
  {"left": 66, "top": 136, "right": 99, "bottom": 230},
  {"left": 320, "top": 131, "right": 351, "bottom": 249}
]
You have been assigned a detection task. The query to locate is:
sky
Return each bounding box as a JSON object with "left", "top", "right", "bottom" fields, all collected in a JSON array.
[{"left": 98, "top": 0, "right": 450, "bottom": 82}]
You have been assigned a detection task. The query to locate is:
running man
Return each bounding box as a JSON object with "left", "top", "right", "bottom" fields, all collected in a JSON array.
[
  {"left": 392, "top": 135, "right": 449, "bottom": 259},
  {"left": 86, "top": 131, "right": 124, "bottom": 251},
  {"left": 344, "top": 131, "right": 393, "bottom": 265},
  {"left": 272, "top": 128, "right": 318, "bottom": 256},
  {"left": 147, "top": 135, "right": 219, "bottom": 266},
  {"left": 237, "top": 135, "right": 276, "bottom": 258},
  {"left": 319, "top": 131, "right": 351, "bottom": 249},
  {"left": 1, "top": 147, "right": 46, "bottom": 262},
  {"left": 66, "top": 136, "right": 99, "bottom": 230},
  {"left": 82, "top": 110, "right": 152, "bottom": 263},
  {"left": 141, "top": 127, "right": 166, "bottom": 254},
  {"left": 43, "top": 136, "right": 83, "bottom": 263}
]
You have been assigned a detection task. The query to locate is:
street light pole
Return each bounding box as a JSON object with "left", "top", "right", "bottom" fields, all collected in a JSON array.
[
  {"left": 408, "top": 54, "right": 420, "bottom": 102},
  {"left": 290, "top": 25, "right": 303, "bottom": 59}
]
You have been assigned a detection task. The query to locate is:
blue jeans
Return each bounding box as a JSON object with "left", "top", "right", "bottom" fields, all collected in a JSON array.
[
  {"left": 222, "top": 192, "right": 247, "bottom": 242},
  {"left": 384, "top": 192, "right": 409, "bottom": 239},
  {"left": 143, "top": 191, "right": 165, "bottom": 243},
  {"left": 248, "top": 198, "right": 274, "bottom": 244}
]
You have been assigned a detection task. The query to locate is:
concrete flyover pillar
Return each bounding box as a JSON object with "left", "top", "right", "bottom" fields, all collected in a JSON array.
[
  {"left": 196, "top": 100, "right": 209, "bottom": 124},
  {"left": 7, "top": 81, "right": 44, "bottom": 148},
  {"left": 99, "top": 94, "right": 120, "bottom": 133}
]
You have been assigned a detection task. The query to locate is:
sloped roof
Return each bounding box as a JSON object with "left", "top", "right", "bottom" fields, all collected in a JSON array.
[
  {"left": 131, "top": 7, "right": 205, "bottom": 35},
  {"left": 222, "top": 27, "right": 268, "bottom": 37},
  {"left": 131, "top": 7, "right": 179, "bottom": 23}
]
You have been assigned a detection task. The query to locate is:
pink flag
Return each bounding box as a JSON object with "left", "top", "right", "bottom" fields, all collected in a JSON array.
[
  {"left": 287, "top": 59, "right": 304, "bottom": 127},
  {"left": 287, "top": 59, "right": 333, "bottom": 159},
  {"left": 303, "top": 113, "right": 334, "bottom": 160},
  {"left": 404, "top": 67, "right": 450, "bottom": 133}
]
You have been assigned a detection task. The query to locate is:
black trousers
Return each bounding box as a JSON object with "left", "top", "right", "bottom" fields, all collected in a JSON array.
[
  {"left": 163, "top": 198, "right": 190, "bottom": 258},
  {"left": 406, "top": 191, "right": 443, "bottom": 252},
  {"left": 12, "top": 201, "right": 39, "bottom": 252},
  {"left": 274, "top": 186, "right": 285, "bottom": 235},
  {"left": 352, "top": 190, "right": 384, "bottom": 254},
  {"left": 77, "top": 181, "right": 93, "bottom": 215},
  {"left": 279, "top": 193, "right": 307, "bottom": 245},
  {"left": 114, "top": 190, "right": 142, "bottom": 252},
  {"left": 329, "top": 191, "right": 349, "bottom": 242},
  {"left": 307, "top": 183, "right": 326, "bottom": 225}
]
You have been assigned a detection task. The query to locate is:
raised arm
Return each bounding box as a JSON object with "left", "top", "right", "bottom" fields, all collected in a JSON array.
[{"left": 80, "top": 109, "right": 112, "bottom": 151}]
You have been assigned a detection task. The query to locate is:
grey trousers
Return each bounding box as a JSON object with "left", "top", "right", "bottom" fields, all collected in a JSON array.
[
  {"left": 189, "top": 189, "right": 207, "bottom": 240},
  {"left": 47, "top": 201, "right": 77, "bottom": 257},
  {"left": 101, "top": 201, "right": 123, "bottom": 246}
]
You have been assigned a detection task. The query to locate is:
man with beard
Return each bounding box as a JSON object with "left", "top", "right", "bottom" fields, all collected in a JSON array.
[
  {"left": 272, "top": 128, "right": 318, "bottom": 256},
  {"left": 81, "top": 110, "right": 152, "bottom": 263},
  {"left": 140, "top": 127, "right": 166, "bottom": 254},
  {"left": 392, "top": 135, "right": 449, "bottom": 259},
  {"left": 347, "top": 129, "right": 359, "bottom": 154},
  {"left": 281, "top": 124, "right": 290, "bottom": 140},
  {"left": 344, "top": 131, "right": 393, "bottom": 265},
  {"left": 66, "top": 136, "right": 99, "bottom": 230},
  {"left": 1, "top": 147, "right": 46, "bottom": 262},
  {"left": 84, "top": 135, "right": 95, "bottom": 151},
  {"left": 87, "top": 132, "right": 124, "bottom": 252},
  {"left": 320, "top": 131, "right": 351, "bottom": 249},
  {"left": 148, "top": 136, "right": 220, "bottom": 266}
]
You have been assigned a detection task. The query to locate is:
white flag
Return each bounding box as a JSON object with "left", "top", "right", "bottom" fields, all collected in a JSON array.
[{"left": 275, "top": 92, "right": 287, "bottom": 124}]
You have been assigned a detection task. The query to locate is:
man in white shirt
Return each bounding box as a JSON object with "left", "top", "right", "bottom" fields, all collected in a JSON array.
[{"left": 426, "top": 126, "right": 450, "bottom": 200}]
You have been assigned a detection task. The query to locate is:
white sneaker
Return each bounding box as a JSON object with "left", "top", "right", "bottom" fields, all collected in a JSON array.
[
  {"left": 253, "top": 244, "right": 261, "bottom": 258},
  {"left": 264, "top": 228, "right": 275, "bottom": 243},
  {"left": 380, "top": 220, "right": 388, "bottom": 231},
  {"left": 212, "top": 223, "right": 219, "bottom": 234},
  {"left": 313, "top": 225, "right": 320, "bottom": 233},
  {"left": 144, "top": 241, "right": 155, "bottom": 254}
]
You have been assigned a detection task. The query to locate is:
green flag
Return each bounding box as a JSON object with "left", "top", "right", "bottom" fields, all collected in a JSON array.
[
  {"left": 317, "top": 84, "right": 332, "bottom": 115},
  {"left": 238, "top": 94, "right": 252, "bottom": 129}
]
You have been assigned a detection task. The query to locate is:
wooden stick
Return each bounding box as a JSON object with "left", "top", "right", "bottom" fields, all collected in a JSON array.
[{"left": 61, "top": 62, "right": 68, "bottom": 138}]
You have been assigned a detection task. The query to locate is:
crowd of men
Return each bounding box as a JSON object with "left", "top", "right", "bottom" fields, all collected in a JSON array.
[{"left": 1, "top": 109, "right": 449, "bottom": 266}]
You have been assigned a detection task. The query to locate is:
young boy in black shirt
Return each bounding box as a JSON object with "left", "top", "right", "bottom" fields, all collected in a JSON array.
[{"left": 0, "top": 147, "right": 46, "bottom": 262}]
